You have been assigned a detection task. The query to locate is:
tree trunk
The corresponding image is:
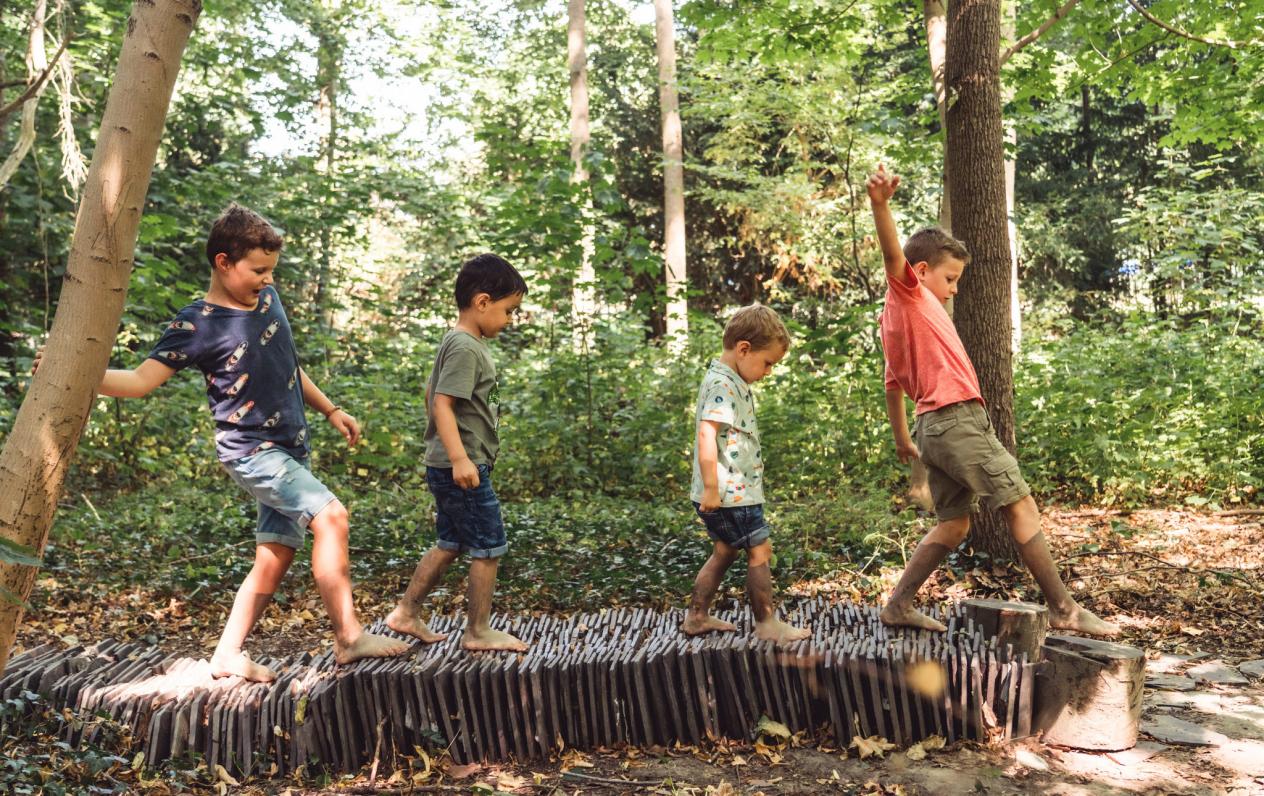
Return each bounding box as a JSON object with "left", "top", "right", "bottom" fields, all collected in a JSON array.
[
  {"left": 568, "top": 0, "right": 596, "bottom": 352},
  {"left": 945, "top": 0, "right": 1018, "bottom": 561},
  {"left": 0, "top": 0, "right": 49, "bottom": 190},
  {"left": 0, "top": 0, "right": 200, "bottom": 673},
  {"left": 1002, "top": 0, "right": 1021, "bottom": 354},
  {"left": 924, "top": 0, "right": 951, "bottom": 231},
  {"left": 654, "top": 0, "right": 688, "bottom": 344},
  {"left": 313, "top": 2, "right": 343, "bottom": 329}
]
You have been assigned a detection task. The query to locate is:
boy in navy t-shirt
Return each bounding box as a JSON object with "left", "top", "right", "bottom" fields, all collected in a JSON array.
[{"left": 88, "top": 205, "right": 408, "bottom": 680}]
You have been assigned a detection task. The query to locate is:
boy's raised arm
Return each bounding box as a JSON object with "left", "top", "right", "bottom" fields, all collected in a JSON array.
[
  {"left": 866, "top": 164, "right": 906, "bottom": 281},
  {"left": 99, "top": 359, "right": 176, "bottom": 399}
]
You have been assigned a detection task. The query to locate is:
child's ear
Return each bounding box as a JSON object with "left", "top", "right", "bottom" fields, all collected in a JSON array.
[
  {"left": 913, "top": 260, "right": 930, "bottom": 278},
  {"left": 472, "top": 292, "right": 491, "bottom": 309},
  {"left": 735, "top": 340, "right": 752, "bottom": 355},
  {"left": 213, "top": 252, "right": 230, "bottom": 271}
]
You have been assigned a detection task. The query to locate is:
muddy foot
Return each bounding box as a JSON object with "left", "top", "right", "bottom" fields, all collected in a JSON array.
[
  {"left": 210, "top": 650, "right": 277, "bottom": 683},
  {"left": 682, "top": 614, "right": 738, "bottom": 636},
  {"left": 335, "top": 631, "right": 410, "bottom": 665},
  {"left": 461, "top": 627, "right": 528, "bottom": 652},
  {"left": 386, "top": 606, "right": 449, "bottom": 644},
  {"left": 880, "top": 604, "right": 947, "bottom": 632},
  {"left": 1050, "top": 604, "right": 1121, "bottom": 637},
  {"left": 754, "top": 617, "right": 812, "bottom": 646}
]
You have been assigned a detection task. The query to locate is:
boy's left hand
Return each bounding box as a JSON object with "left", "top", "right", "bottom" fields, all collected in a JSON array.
[{"left": 329, "top": 409, "right": 361, "bottom": 447}]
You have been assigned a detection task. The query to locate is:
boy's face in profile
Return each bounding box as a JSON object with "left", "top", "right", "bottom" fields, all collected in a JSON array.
[
  {"left": 215, "top": 247, "right": 279, "bottom": 309},
  {"left": 731, "top": 341, "right": 786, "bottom": 384},
  {"left": 914, "top": 256, "right": 965, "bottom": 305},
  {"left": 473, "top": 292, "right": 523, "bottom": 339}
]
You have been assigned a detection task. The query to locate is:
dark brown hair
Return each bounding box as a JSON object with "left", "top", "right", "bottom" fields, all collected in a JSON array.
[
  {"left": 205, "top": 203, "right": 283, "bottom": 268},
  {"left": 904, "top": 227, "right": 971, "bottom": 269},
  {"left": 723, "top": 304, "right": 790, "bottom": 352}
]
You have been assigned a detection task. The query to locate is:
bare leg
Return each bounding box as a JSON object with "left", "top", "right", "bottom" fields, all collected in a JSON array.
[
  {"left": 1005, "top": 497, "right": 1120, "bottom": 637},
  {"left": 747, "top": 542, "right": 810, "bottom": 645},
  {"left": 880, "top": 516, "right": 969, "bottom": 632},
  {"left": 683, "top": 541, "right": 740, "bottom": 635},
  {"left": 210, "top": 542, "right": 294, "bottom": 682},
  {"left": 387, "top": 546, "right": 460, "bottom": 643},
  {"left": 461, "top": 557, "right": 527, "bottom": 652},
  {"left": 308, "top": 500, "right": 410, "bottom": 663},
  {"left": 908, "top": 459, "right": 934, "bottom": 511}
]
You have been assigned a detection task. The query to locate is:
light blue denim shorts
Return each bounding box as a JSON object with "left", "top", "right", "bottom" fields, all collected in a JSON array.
[{"left": 222, "top": 448, "right": 338, "bottom": 548}]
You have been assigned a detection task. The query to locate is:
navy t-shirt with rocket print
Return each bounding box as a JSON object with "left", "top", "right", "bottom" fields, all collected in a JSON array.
[{"left": 147, "top": 286, "right": 309, "bottom": 462}]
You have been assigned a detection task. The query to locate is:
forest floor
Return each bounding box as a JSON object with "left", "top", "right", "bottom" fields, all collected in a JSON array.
[{"left": 8, "top": 504, "right": 1264, "bottom": 795}]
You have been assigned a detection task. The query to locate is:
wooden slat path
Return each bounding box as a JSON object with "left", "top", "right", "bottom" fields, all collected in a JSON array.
[{"left": 1, "top": 599, "right": 1034, "bottom": 775}]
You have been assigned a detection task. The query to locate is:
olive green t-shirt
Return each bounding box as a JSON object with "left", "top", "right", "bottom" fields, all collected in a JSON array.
[{"left": 423, "top": 330, "right": 500, "bottom": 467}]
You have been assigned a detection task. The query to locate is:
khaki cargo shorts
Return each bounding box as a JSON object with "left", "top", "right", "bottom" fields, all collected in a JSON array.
[{"left": 913, "top": 400, "right": 1031, "bottom": 521}]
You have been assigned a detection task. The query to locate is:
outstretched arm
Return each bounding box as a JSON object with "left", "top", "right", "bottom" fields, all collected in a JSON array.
[
  {"left": 885, "top": 387, "right": 920, "bottom": 464},
  {"left": 100, "top": 359, "right": 176, "bottom": 398},
  {"left": 298, "top": 366, "right": 360, "bottom": 446},
  {"left": 867, "top": 164, "right": 906, "bottom": 281},
  {"left": 432, "top": 392, "right": 479, "bottom": 489}
]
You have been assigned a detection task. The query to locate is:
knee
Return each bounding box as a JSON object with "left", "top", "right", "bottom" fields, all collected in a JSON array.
[
  {"left": 747, "top": 541, "right": 773, "bottom": 568},
  {"left": 1003, "top": 495, "right": 1039, "bottom": 522},
  {"left": 934, "top": 516, "right": 971, "bottom": 547},
  {"left": 712, "top": 542, "right": 741, "bottom": 566},
  {"left": 313, "top": 500, "right": 349, "bottom": 535}
]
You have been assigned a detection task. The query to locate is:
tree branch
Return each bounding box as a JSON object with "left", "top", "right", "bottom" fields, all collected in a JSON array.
[
  {"left": 1124, "top": 0, "right": 1250, "bottom": 49},
  {"left": 1000, "top": 0, "right": 1080, "bottom": 66},
  {"left": 0, "top": 33, "right": 71, "bottom": 125}
]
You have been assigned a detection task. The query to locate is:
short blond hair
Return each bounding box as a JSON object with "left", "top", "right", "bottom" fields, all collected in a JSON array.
[{"left": 722, "top": 304, "right": 790, "bottom": 352}]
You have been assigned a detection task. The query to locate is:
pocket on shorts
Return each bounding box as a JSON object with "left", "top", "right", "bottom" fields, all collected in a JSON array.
[
  {"left": 921, "top": 415, "right": 958, "bottom": 437},
  {"left": 981, "top": 452, "right": 1020, "bottom": 488}
]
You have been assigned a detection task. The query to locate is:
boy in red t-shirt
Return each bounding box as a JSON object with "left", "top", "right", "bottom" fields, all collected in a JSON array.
[{"left": 869, "top": 165, "right": 1118, "bottom": 637}]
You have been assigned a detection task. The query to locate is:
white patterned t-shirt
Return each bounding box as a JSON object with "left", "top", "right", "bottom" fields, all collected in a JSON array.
[{"left": 690, "top": 359, "right": 765, "bottom": 506}]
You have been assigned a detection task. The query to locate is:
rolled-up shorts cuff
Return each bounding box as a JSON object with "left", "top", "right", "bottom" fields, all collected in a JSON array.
[
  {"left": 256, "top": 531, "right": 304, "bottom": 549},
  {"left": 934, "top": 501, "right": 978, "bottom": 522},
  {"left": 435, "top": 538, "right": 508, "bottom": 559},
  {"left": 693, "top": 502, "right": 772, "bottom": 550},
  {"left": 987, "top": 484, "right": 1032, "bottom": 511},
  {"left": 297, "top": 493, "right": 339, "bottom": 530}
]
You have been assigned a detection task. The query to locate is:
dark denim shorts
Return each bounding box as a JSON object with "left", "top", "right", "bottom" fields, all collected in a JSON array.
[
  {"left": 426, "top": 464, "right": 508, "bottom": 558},
  {"left": 691, "top": 502, "right": 771, "bottom": 550}
]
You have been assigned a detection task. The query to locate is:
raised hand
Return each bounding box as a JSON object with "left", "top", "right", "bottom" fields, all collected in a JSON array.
[{"left": 866, "top": 162, "right": 901, "bottom": 204}]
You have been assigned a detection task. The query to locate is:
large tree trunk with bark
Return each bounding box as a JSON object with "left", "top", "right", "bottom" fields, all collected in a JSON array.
[
  {"left": 924, "top": 0, "right": 951, "bottom": 231},
  {"left": 0, "top": 0, "right": 200, "bottom": 673},
  {"left": 568, "top": 0, "right": 596, "bottom": 351},
  {"left": 945, "top": 0, "right": 1019, "bottom": 561},
  {"left": 654, "top": 0, "right": 688, "bottom": 344}
]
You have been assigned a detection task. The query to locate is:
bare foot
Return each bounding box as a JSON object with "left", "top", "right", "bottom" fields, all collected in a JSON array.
[
  {"left": 682, "top": 614, "right": 738, "bottom": 636},
  {"left": 210, "top": 650, "right": 276, "bottom": 683},
  {"left": 1050, "top": 604, "right": 1121, "bottom": 637},
  {"left": 334, "top": 631, "right": 410, "bottom": 665},
  {"left": 386, "top": 606, "right": 449, "bottom": 644},
  {"left": 880, "top": 604, "right": 947, "bottom": 632},
  {"left": 754, "top": 617, "right": 812, "bottom": 645},
  {"left": 461, "top": 627, "right": 528, "bottom": 652}
]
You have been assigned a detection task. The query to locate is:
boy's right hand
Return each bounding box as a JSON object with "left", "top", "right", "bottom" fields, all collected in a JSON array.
[
  {"left": 452, "top": 457, "right": 480, "bottom": 489},
  {"left": 895, "top": 438, "right": 921, "bottom": 464},
  {"left": 866, "top": 163, "right": 900, "bottom": 205},
  {"left": 699, "top": 485, "right": 722, "bottom": 512}
]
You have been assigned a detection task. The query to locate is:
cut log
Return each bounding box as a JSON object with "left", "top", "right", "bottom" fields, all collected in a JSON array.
[
  {"left": 962, "top": 599, "right": 1048, "bottom": 661},
  {"left": 1033, "top": 634, "right": 1144, "bottom": 751}
]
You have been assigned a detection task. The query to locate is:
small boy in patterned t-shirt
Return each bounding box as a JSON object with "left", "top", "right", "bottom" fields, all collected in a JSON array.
[
  {"left": 80, "top": 205, "right": 408, "bottom": 681},
  {"left": 683, "top": 305, "right": 811, "bottom": 645}
]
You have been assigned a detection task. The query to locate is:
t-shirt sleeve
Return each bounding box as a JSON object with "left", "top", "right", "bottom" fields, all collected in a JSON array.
[
  {"left": 698, "top": 378, "right": 737, "bottom": 428},
  {"left": 884, "top": 361, "right": 900, "bottom": 391},
  {"left": 432, "top": 343, "right": 479, "bottom": 400},
  {"left": 885, "top": 260, "right": 920, "bottom": 300},
  {"left": 146, "top": 314, "right": 207, "bottom": 372}
]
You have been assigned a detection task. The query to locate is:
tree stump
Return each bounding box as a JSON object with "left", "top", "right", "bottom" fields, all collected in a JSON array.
[
  {"left": 1033, "top": 634, "right": 1144, "bottom": 751},
  {"left": 962, "top": 599, "right": 1048, "bottom": 661}
]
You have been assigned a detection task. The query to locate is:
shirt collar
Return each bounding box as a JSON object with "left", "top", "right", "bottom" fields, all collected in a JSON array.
[{"left": 709, "top": 359, "right": 750, "bottom": 397}]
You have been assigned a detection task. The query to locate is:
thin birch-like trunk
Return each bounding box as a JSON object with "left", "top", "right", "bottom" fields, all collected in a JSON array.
[
  {"left": 0, "top": 0, "right": 201, "bottom": 673},
  {"left": 654, "top": 0, "right": 688, "bottom": 344}
]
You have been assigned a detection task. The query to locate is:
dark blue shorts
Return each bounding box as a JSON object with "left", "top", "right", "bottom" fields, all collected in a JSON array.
[
  {"left": 426, "top": 464, "right": 508, "bottom": 558},
  {"left": 691, "top": 502, "right": 771, "bottom": 550}
]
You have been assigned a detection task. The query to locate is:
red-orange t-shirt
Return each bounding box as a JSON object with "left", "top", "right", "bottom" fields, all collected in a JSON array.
[{"left": 880, "top": 261, "right": 983, "bottom": 415}]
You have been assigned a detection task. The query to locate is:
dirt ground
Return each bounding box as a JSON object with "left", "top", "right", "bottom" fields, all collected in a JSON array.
[{"left": 11, "top": 505, "right": 1264, "bottom": 794}]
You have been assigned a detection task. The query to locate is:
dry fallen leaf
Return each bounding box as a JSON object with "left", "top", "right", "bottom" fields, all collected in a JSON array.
[
  {"left": 755, "top": 715, "right": 791, "bottom": 740},
  {"left": 906, "top": 742, "right": 927, "bottom": 761},
  {"left": 497, "top": 772, "right": 528, "bottom": 790},
  {"left": 921, "top": 735, "right": 946, "bottom": 752},
  {"left": 851, "top": 735, "right": 896, "bottom": 759}
]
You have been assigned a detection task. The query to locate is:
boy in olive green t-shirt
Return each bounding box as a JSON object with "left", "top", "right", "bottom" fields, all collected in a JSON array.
[{"left": 386, "top": 254, "right": 530, "bottom": 652}]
